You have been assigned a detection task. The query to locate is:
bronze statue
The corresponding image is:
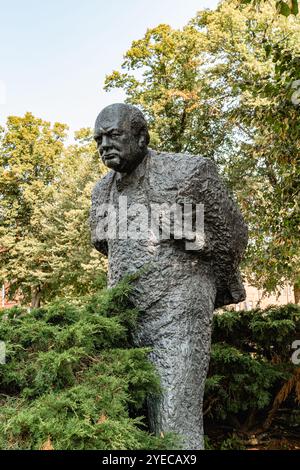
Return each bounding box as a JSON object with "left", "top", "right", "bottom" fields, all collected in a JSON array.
[{"left": 90, "top": 103, "right": 248, "bottom": 449}]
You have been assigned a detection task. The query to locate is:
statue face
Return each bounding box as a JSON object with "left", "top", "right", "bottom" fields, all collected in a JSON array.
[{"left": 94, "top": 107, "right": 147, "bottom": 173}]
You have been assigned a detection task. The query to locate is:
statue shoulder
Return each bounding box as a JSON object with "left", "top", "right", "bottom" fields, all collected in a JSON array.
[
  {"left": 149, "top": 150, "right": 218, "bottom": 179},
  {"left": 150, "top": 150, "right": 217, "bottom": 170},
  {"left": 180, "top": 155, "right": 219, "bottom": 179}
]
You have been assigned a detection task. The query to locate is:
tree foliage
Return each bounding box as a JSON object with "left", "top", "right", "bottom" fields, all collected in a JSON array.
[
  {"left": 104, "top": 0, "right": 300, "bottom": 301},
  {"left": 239, "top": 0, "right": 299, "bottom": 17},
  {"left": 194, "top": 0, "right": 300, "bottom": 298},
  {"left": 0, "top": 279, "right": 178, "bottom": 450},
  {"left": 104, "top": 23, "right": 234, "bottom": 159},
  {"left": 0, "top": 116, "right": 106, "bottom": 307},
  {"left": 205, "top": 303, "right": 300, "bottom": 432},
  {"left": 0, "top": 279, "right": 298, "bottom": 449}
]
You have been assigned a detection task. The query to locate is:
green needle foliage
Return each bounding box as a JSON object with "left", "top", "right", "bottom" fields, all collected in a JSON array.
[
  {"left": 0, "top": 279, "right": 178, "bottom": 450},
  {"left": 0, "top": 279, "right": 299, "bottom": 448},
  {"left": 205, "top": 304, "right": 300, "bottom": 430}
]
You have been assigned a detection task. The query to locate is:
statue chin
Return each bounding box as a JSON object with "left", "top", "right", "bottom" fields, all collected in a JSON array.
[
  {"left": 103, "top": 157, "right": 122, "bottom": 171},
  {"left": 104, "top": 157, "right": 140, "bottom": 174}
]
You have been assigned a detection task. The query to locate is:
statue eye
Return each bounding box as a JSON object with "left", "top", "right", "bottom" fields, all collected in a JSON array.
[{"left": 111, "top": 131, "right": 121, "bottom": 137}]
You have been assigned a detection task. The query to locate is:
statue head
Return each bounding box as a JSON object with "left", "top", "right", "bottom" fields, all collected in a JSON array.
[{"left": 94, "top": 103, "right": 150, "bottom": 173}]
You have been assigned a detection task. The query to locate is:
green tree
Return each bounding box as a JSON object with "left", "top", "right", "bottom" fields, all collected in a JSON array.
[
  {"left": 0, "top": 115, "right": 106, "bottom": 307},
  {"left": 0, "top": 279, "right": 178, "bottom": 450},
  {"left": 104, "top": 0, "right": 300, "bottom": 302},
  {"left": 239, "top": 0, "right": 299, "bottom": 16},
  {"left": 104, "top": 23, "right": 235, "bottom": 160},
  {"left": 0, "top": 113, "right": 67, "bottom": 306},
  {"left": 193, "top": 0, "right": 300, "bottom": 300},
  {"left": 27, "top": 129, "right": 107, "bottom": 303}
]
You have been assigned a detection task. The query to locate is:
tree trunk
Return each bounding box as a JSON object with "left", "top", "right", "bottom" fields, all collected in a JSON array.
[
  {"left": 31, "top": 286, "right": 42, "bottom": 309},
  {"left": 294, "top": 283, "right": 300, "bottom": 305}
]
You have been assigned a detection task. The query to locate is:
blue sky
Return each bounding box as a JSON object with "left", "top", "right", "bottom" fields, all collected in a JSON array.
[{"left": 0, "top": 0, "right": 219, "bottom": 138}]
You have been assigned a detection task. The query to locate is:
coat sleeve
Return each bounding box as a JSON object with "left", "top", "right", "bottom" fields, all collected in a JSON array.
[{"left": 176, "top": 157, "right": 248, "bottom": 308}]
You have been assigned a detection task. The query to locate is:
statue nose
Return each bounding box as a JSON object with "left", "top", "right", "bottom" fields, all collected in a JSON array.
[{"left": 101, "top": 135, "right": 111, "bottom": 150}]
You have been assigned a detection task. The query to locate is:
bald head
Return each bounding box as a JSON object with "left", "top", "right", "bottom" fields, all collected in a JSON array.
[{"left": 94, "top": 103, "right": 150, "bottom": 173}]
